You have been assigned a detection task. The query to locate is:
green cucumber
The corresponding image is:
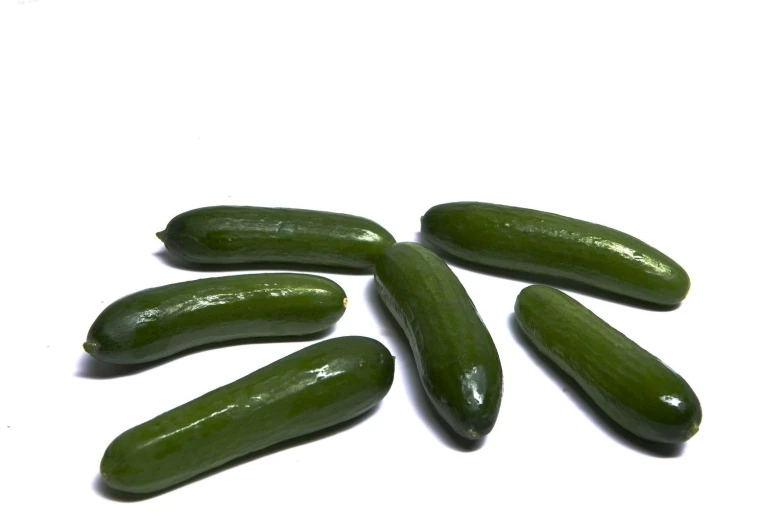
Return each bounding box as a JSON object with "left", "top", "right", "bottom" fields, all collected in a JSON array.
[
  {"left": 422, "top": 202, "right": 690, "bottom": 306},
  {"left": 374, "top": 242, "right": 502, "bottom": 440},
  {"left": 514, "top": 285, "right": 701, "bottom": 444},
  {"left": 100, "top": 336, "right": 395, "bottom": 494},
  {"left": 157, "top": 206, "right": 396, "bottom": 269},
  {"left": 84, "top": 273, "right": 347, "bottom": 364}
]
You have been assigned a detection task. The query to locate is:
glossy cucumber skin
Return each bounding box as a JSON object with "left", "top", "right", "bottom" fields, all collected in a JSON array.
[
  {"left": 157, "top": 206, "right": 396, "bottom": 269},
  {"left": 422, "top": 202, "right": 690, "bottom": 306},
  {"left": 514, "top": 285, "right": 701, "bottom": 444},
  {"left": 84, "top": 273, "right": 347, "bottom": 364},
  {"left": 100, "top": 336, "right": 395, "bottom": 494},
  {"left": 374, "top": 242, "right": 502, "bottom": 440}
]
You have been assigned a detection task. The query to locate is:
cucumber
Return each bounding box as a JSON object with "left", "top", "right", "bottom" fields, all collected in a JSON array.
[
  {"left": 422, "top": 202, "right": 690, "bottom": 306},
  {"left": 374, "top": 242, "right": 502, "bottom": 440},
  {"left": 100, "top": 336, "right": 395, "bottom": 494},
  {"left": 514, "top": 285, "right": 701, "bottom": 444},
  {"left": 157, "top": 206, "right": 396, "bottom": 269},
  {"left": 84, "top": 273, "right": 347, "bottom": 364}
]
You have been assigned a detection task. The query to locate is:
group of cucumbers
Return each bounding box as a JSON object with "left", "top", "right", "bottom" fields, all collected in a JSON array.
[{"left": 85, "top": 202, "right": 702, "bottom": 495}]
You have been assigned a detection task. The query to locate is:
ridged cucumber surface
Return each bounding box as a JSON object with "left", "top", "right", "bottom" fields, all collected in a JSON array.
[
  {"left": 374, "top": 242, "right": 502, "bottom": 440},
  {"left": 84, "top": 273, "right": 347, "bottom": 364},
  {"left": 100, "top": 336, "right": 395, "bottom": 494},
  {"left": 514, "top": 285, "right": 701, "bottom": 444},
  {"left": 157, "top": 206, "right": 396, "bottom": 269},
  {"left": 422, "top": 202, "right": 690, "bottom": 306}
]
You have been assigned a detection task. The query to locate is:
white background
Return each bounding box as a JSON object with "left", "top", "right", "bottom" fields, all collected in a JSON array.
[{"left": 1, "top": 1, "right": 781, "bottom": 520}]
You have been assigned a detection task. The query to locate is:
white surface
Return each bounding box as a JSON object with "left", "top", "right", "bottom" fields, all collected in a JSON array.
[{"left": 1, "top": 1, "right": 781, "bottom": 520}]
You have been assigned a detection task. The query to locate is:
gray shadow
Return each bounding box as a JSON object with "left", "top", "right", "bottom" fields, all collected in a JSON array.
[
  {"left": 364, "top": 279, "right": 484, "bottom": 451},
  {"left": 75, "top": 327, "right": 335, "bottom": 379},
  {"left": 93, "top": 403, "right": 381, "bottom": 501},
  {"left": 415, "top": 232, "right": 680, "bottom": 312},
  {"left": 508, "top": 314, "right": 684, "bottom": 457}
]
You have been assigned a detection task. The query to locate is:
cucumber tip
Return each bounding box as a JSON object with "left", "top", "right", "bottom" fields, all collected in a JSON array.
[
  {"left": 343, "top": 297, "right": 348, "bottom": 308},
  {"left": 464, "top": 428, "right": 480, "bottom": 441},
  {"left": 83, "top": 341, "right": 99, "bottom": 355},
  {"left": 155, "top": 231, "right": 165, "bottom": 241},
  {"left": 686, "top": 422, "right": 700, "bottom": 440}
]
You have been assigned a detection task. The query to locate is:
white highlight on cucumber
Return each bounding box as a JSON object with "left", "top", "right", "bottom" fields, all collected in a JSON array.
[{"left": 660, "top": 395, "right": 683, "bottom": 408}]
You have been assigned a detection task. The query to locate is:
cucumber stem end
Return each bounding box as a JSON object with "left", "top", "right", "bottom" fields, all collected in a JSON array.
[
  {"left": 83, "top": 341, "right": 99, "bottom": 355},
  {"left": 464, "top": 428, "right": 480, "bottom": 440}
]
